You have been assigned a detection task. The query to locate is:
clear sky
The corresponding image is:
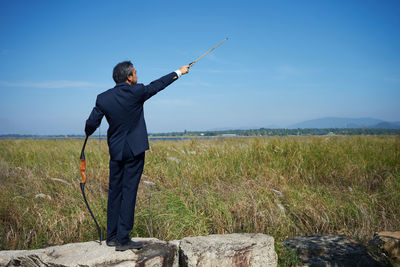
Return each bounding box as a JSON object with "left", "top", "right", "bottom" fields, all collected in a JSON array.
[{"left": 0, "top": 0, "right": 399, "bottom": 134}]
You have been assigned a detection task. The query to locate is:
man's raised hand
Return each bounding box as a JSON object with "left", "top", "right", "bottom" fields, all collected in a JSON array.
[{"left": 179, "top": 65, "right": 190, "bottom": 75}]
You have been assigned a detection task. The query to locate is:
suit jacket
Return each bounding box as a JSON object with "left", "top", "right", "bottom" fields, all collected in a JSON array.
[{"left": 85, "top": 72, "right": 178, "bottom": 160}]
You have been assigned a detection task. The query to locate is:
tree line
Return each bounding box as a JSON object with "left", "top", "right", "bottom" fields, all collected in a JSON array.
[{"left": 150, "top": 128, "right": 400, "bottom": 137}]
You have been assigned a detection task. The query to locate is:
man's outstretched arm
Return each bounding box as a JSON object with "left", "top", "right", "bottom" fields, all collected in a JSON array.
[
  {"left": 141, "top": 65, "right": 189, "bottom": 102},
  {"left": 85, "top": 98, "right": 104, "bottom": 136}
]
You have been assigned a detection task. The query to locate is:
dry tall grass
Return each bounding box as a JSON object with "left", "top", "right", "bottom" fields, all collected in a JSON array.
[{"left": 0, "top": 136, "right": 399, "bottom": 250}]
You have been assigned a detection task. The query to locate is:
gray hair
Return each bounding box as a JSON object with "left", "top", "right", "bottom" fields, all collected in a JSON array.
[{"left": 113, "top": 61, "right": 133, "bottom": 83}]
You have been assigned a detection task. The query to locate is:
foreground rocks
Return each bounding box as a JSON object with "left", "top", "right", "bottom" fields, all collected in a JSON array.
[
  {"left": 0, "top": 234, "right": 277, "bottom": 267},
  {"left": 0, "top": 238, "right": 178, "bottom": 267},
  {"left": 370, "top": 231, "right": 400, "bottom": 266},
  {"left": 179, "top": 233, "right": 277, "bottom": 267},
  {"left": 4, "top": 232, "right": 397, "bottom": 266},
  {"left": 283, "top": 235, "right": 386, "bottom": 267}
]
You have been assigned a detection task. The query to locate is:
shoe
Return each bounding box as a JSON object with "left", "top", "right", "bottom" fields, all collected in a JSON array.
[
  {"left": 106, "top": 237, "right": 120, "bottom": 247},
  {"left": 116, "top": 240, "right": 143, "bottom": 251}
]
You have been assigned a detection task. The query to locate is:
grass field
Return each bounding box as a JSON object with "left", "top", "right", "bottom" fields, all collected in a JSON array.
[{"left": 0, "top": 136, "right": 399, "bottom": 255}]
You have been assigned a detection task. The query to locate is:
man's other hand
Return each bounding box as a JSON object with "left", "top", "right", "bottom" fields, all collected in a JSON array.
[{"left": 179, "top": 65, "right": 190, "bottom": 75}]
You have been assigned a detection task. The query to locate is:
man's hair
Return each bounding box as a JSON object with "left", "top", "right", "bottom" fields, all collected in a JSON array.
[{"left": 113, "top": 61, "right": 133, "bottom": 83}]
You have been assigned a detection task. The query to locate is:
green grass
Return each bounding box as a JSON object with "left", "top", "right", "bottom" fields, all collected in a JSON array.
[{"left": 0, "top": 136, "right": 399, "bottom": 255}]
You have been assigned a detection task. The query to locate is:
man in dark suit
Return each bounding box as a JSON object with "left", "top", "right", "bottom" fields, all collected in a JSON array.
[{"left": 85, "top": 61, "right": 189, "bottom": 251}]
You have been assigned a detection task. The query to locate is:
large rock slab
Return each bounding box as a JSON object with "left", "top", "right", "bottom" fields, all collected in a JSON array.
[
  {"left": 179, "top": 233, "right": 277, "bottom": 267},
  {"left": 369, "top": 231, "right": 400, "bottom": 266},
  {"left": 283, "top": 235, "right": 385, "bottom": 267},
  {"left": 0, "top": 238, "right": 178, "bottom": 267}
]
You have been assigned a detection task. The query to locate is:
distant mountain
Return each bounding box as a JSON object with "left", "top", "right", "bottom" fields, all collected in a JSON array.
[
  {"left": 207, "top": 118, "right": 400, "bottom": 131},
  {"left": 370, "top": 122, "right": 400, "bottom": 129},
  {"left": 287, "top": 117, "right": 399, "bottom": 129}
]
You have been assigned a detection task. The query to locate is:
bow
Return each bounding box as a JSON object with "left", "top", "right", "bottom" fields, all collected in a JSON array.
[
  {"left": 188, "top": 38, "right": 228, "bottom": 67},
  {"left": 80, "top": 135, "right": 103, "bottom": 244}
]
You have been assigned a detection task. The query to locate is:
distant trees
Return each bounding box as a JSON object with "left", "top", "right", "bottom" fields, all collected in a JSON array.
[
  {"left": 149, "top": 128, "right": 400, "bottom": 137},
  {"left": 1, "top": 128, "right": 399, "bottom": 140}
]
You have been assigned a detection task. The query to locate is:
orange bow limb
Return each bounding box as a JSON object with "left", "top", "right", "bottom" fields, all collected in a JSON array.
[{"left": 80, "top": 159, "right": 87, "bottom": 184}]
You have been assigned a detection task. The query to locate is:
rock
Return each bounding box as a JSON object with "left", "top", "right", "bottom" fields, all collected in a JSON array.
[
  {"left": 143, "top": 180, "right": 157, "bottom": 186},
  {"left": 34, "top": 193, "right": 51, "bottom": 200},
  {"left": 283, "top": 235, "right": 385, "bottom": 267},
  {"left": 168, "top": 240, "right": 181, "bottom": 249},
  {"left": 369, "top": 231, "right": 400, "bottom": 266},
  {"left": 179, "top": 233, "right": 277, "bottom": 267},
  {"left": 0, "top": 238, "right": 178, "bottom": 267},
  {"left": 270, "top": 189, "right": 284, "bottom": 197}
]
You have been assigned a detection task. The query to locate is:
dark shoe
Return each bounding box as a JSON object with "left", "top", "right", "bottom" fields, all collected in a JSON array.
[
  {"left": 106, "top": 237, "right": 120, "bottom": 247},
  {"left": 116, "top": 240, "right": 143, "bottom": 251}
]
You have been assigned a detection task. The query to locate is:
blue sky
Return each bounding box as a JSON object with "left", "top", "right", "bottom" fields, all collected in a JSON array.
[{"left": 0, "top": 0, "right": 399, "bottom": 134}]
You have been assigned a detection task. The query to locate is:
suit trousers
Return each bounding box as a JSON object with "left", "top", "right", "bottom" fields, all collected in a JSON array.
[{"left": 106, "top": 142, "right": 145, "bottom": 245}]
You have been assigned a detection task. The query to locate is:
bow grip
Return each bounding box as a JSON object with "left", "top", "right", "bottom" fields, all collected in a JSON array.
[{"left": 80, "top": 159, "right": 87, "bottom": 183}]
